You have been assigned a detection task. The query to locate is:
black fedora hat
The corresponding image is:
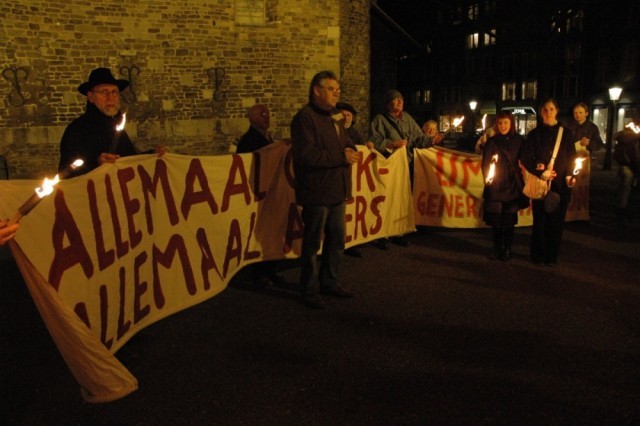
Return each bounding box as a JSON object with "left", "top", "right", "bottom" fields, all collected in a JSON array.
[
  {"left": 78, "top": 67, "right": 129, "bottom": 95},
  {"left": 336, "top": 101, "right": 357, "bottom": 115}
]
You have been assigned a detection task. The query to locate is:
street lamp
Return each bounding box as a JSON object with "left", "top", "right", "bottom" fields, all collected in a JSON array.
[
  {"left": 468, "top": 100, "right": 478, "bottom": 138},
  {"left": 603, "top": 86, "right": 622, "bottom": 170}
]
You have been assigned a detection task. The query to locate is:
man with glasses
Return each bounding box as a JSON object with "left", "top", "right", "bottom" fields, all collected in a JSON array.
[
  {"left": 58, "top": 67, "right": 164, "bottom": 177},
  {"left": 290, "top": 70, "right": 359, "bottom": 309}
]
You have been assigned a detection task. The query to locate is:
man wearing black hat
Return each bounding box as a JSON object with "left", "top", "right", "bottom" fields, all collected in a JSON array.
[{"left": 58, "top": 67, "right": 162, "bottom": 177}]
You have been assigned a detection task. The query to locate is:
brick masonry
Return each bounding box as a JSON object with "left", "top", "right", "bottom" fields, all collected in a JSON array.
[{"left": 0, "top": 0, "right": 370, "bottom": 178}]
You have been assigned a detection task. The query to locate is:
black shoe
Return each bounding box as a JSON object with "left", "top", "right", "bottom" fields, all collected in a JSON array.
[
  {"left": 373, "top": 238, "right": 390, "bottom": 251},
  {"left": 390, "top": 236, "right": 410, "bottom": 247},
  {"left": 344, "top": 246, "right": 363, "bottom": 258},
  {"left": 320, "top": 285, "right": 353, "bottom": 298},
  {"left": 268, "top": 274, "right": 294, "bottom": 288},
  {"left": 488, "top": 251, "right": 500, "bottom": 261},
  {"left": 301, "top": 295, "right": 326, "bottom": 309},
  {"left": 252, "top": 276, "right": 272, "bottom": 288},
  {"left": 500, "top": 249, "right": 511, "bottom": 261}
]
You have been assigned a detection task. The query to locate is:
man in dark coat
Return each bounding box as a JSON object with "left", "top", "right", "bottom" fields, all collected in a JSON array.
[
  {"left": 291, "top": 70, "right": 359, "bottom": 309},
  {"left": 58, "top": 67, "right": 164, "bottom": 177}
]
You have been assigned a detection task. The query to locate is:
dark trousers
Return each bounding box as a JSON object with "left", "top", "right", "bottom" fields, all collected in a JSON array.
[
  {"left": 530, "top": 196, "right": 569, "bottom": 263},
  {"left": 299, "top": 203, "right": 346, "bottom": 297}
]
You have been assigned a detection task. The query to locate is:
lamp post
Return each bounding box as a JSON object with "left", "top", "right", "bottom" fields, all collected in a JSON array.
[
  {"left": 469, "top": 100, "right": 477, "bottom": 127},
  {"left": 603, "top": 86, "right": 622, "bottom": 170}
]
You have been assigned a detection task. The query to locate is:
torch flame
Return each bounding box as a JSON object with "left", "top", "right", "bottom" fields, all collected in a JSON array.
[
  {"left": 482, "top": 114, "right": 487, "bottom": 130},
  {"left": 625, "top": 122, "right": 640, "bottom": 134},
  {"left": 71, "top": 159, "right": 84, "bottom": 169},
  {"left": 452, "top": 116, "right": 465, "bottom": 129},
  {"left": 116, "top": 112, "right": 127, "bottom": 132},
  {"left": 35, "top": 175, "right": 60, "bottom": 198},
  {"left": 573, "top": 157, "right": 586, "bottom": 175},
  {"left": 485, "top": 154, "right": 498, "bottom": 184}
]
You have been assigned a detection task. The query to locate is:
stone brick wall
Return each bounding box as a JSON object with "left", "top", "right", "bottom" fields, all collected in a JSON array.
[{"left": 0, "top": 0, "right": 371, "bottom": 178}]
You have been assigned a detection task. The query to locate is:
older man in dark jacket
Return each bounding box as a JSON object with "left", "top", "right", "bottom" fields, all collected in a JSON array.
[{"left": 290, "top": 70, "right": 359, "bottom": 309}]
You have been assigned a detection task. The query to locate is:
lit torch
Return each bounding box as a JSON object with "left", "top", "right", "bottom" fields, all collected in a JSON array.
[
  {"left": 58, "top": 159, "right": 85, "bottom": 179},
  {"left": 452, "top": 116, "right": 465, "bottom": 130},
  {"left": 7, "top": 159, "right": 84, "bottom": 225},
  {"left": 481, "top": 114, "right": 487, "bottom": 131},
  {"left": 109, "top": 111, "right": 127, "bottom": 153},
  {"left": 9, "top": 175, "right": 60, "bottom": 225},
  {"left": 573, "top": 157, "right": 586, "bottom": 176},
  {"left": 485, "top": 154, "right": 498, "bottom": 184},
  {"left": 625, "top": 122, "right": 640, "bottom": 134}
]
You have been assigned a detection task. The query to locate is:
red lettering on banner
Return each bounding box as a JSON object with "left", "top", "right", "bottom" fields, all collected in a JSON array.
[
  {"left": 99, "top": 285, "right": 113, "bottom": 349},
  {"left": 466, "top": 195, "right": 479, "bottom": 217},
  {"left": 74, "top": 303, "right": 90, "bottom": 328},
  {"left": 244, "top": 212, "right": 260, "bottom": 260},
  {"left": 345, "top": 196, "right": 370, "bottom": 242},
  {"left": 138, "top": 160, "right": 179, "bottom": 234},
  {"left": 118, "top": 167, "right": 143, "bottom": 250},
  {"left": 417, "top": 192, "right": 481, "bottom": 218},
  {"left": 152, "top": 234, "right": 196, "bottom": 309},
  {"left": 369, "top": 195, "right": 385, "bottom": 234},
  {"left": 435, "top": 150, "right": 450, "bottom": 187},
  {"left": 433, "top": 151, "right": 481, "bottom": 189},
  {"left": 221, "top": 155, "right": 252, "bottom": 212},
  {"left": 356, "top": 152, "right": 377, "bottom": 192},
  {"left": 88, "top": 179, "right": 115, "bottom": 271},
  {"left": 251, "top": 152, "right": 266, "bottom": 202},
  {"left": 284, "top": 202, "right": 303, "bottom": 253},
  {"left": 117, "top": 266, "right": 131, "bottom": 340},
  {"left": 48, "top": 191, "right": 94, "bottom": 290},
  {"left": 223, "top": 219, "right": 242, "bottom": 278},
  {"left": 182, "top": 158, "right": 219, "bottom": 220},
  {"left": 133, "top": 251, "right": 150, "bottom": 324},
  {"left": 196, "top": 227, "right": 223, "bottom": 291},
  {"left": 105, "top": 175, "right": 129, "bottom": 258}
]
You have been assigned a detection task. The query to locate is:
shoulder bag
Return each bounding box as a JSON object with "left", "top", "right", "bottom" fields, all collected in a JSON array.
[{"left": 522, "top": 127, "right": 563, "bottom": 200}]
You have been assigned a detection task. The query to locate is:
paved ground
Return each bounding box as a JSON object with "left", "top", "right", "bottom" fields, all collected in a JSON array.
[{"left": 1, "top": 156, "right": 639, "bottom": 425}]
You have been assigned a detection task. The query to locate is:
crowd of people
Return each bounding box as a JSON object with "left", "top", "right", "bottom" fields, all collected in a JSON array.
[{"left": 2, "top": 67, "right": 638, "bottom": 309}]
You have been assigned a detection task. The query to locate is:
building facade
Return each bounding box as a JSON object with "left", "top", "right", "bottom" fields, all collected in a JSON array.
[
  {"left": 1, "top": 0, "right": 371, "bottom": 179},
  {"left": 373, "top": 0, "right": 639, "bottom": 150}
]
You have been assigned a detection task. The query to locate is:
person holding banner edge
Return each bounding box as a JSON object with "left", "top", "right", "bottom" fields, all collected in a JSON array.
[
  {"left": 369, "top": 89, "right": 439, "bottom": 249},
  {"left": 521, "top": 98, "right": 577, "bottom": 267},
  {"left": 236, "top": 104, "right": 292, "bottom": 288},
  {"left": 291, "top": 70, "right": 359, "bottom": 309},
  {"left": 0, "top": 220, "right": 19, "bottom": 245},
  {"left": 480, "top": 112, "right": 525, "bottom": 261}
]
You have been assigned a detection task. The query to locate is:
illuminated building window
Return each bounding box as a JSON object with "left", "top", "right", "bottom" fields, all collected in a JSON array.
[
  {"left": 423, "top": 89, "right": 431, "bottom": 104},
  {"left": 468, "top": 3, "right": 479, "bottom": 20},
  {"left": 502, "top": 82, "right": 516, "bottom": 101},
  {"left": 467, "top": 33, "right": 480, "bottom": 49},
  {"left": 521, "top": 80, "right": 537, "bottom": 99}
]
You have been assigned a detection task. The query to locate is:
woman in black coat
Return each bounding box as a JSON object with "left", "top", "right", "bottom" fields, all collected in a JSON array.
[
  {"left": 521, "top": 98, "right": 577, "bottom": 267},
  {"left": 481, "top": 112, "right": 525, "bottom": 261}
]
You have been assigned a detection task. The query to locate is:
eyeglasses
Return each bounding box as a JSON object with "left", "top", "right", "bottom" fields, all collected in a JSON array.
[
  {"left": 319, "top": 86, "right": 341, "bottom": 94},
  {"left": 91, "top": 89, "right": 120, "bottom": 97}
]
